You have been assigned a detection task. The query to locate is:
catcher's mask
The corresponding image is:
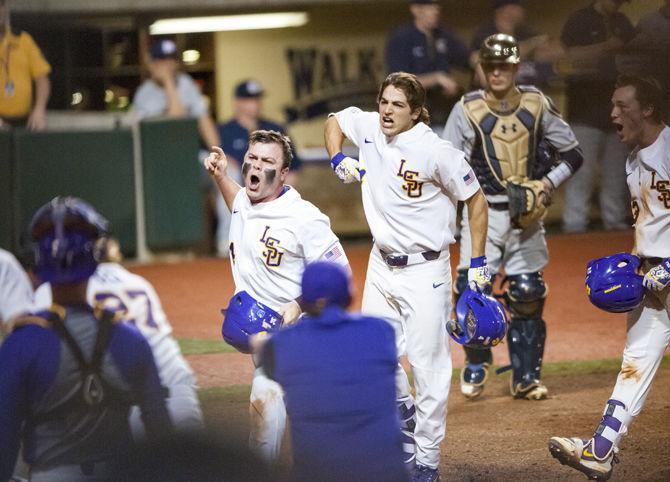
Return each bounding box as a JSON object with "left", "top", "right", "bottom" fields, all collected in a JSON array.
[
  {"left": 447, "top": 286, "right": 508, "bottom": 348},
  {"left": 479, "top": 33, "right": 521, "bottom": 65},
  {"left": 301, "top": 261, "right": 352, "bottom": 308},
  {"left": 221, "top": 291, "right": 282, "bottom": 354},
  {"left": 586, "top": 253, "right": 644, "bottom": 313},
  {"left": 30, "top": 196, "right": 109, "bottom": 285}
]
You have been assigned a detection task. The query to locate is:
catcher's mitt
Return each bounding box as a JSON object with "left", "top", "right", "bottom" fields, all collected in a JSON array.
[{"left": 506, "top": 177, "right": 548, "bottom": 229}]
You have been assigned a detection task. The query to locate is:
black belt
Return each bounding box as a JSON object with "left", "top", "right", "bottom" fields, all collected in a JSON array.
[
  {"left": 488, "top": 201, "right": 509, "bottom": 211},
  {"left": 380, "top": 250, "right": 440, "bottom": 267}
]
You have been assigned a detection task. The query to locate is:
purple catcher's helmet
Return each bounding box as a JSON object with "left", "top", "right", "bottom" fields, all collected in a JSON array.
[
  {"left": 586, "top": 253, "right": 644, "bottom": 313},
  {"left": 447, "top": 286, "right": 508, "bottom": 348},
  {"left": 221, "top": 291, "right": 283, "bottom": 354},
  {"left": 30, "top": 196, "right": 109, "bottom": 284}
]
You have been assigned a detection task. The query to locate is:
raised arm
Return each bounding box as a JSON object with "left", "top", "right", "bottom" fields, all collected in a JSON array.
[
  {"left": 324, "top": 115, "right": 363, "bottom": 184},
  {"left": 204, "top": 146, "right": 242, "bottom": 211}
]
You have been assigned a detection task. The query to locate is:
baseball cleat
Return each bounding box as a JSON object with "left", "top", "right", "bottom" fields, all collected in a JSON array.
[
  {"left": 412, "top": 464, "right": 440, "bottom": 482},
  {"left": 460, "top": 362, "right": 490, "bottom": 399},
  {"left": 510, "top": 378, "right": 548, "bottom": 400},
  {"left": 548, "top": 437, "right": 618, "bottom": 481}
]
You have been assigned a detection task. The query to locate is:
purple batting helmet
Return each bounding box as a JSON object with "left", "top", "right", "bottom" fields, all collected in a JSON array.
[
  {"left": 586, "top": 253, "right": 644, "bottom": 313},
  {"left": 221, "top": 291, "right": 283, "bottom": 354},
  {"left": 30, "top": 196, "right": 109, "bottom": 284},
  {"left": 447, "top": 286, "right": 508, "bottom": 348}
]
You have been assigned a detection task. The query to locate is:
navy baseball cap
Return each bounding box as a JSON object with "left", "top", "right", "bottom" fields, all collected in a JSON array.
[
  {"left": 150, "top": 38, "right": 179, "bottom": 60},
  {"left": 410, "top": 0, "right": 439, "bottom": 4},
  {"left": 492, "top": 0, "right": 525, "bottom": 8},
  {"left": 301, "top": 261, "right": 352, "bottom": 307},
  {"left": 235, "top": 80, "right": 264, "bottom": 98}
]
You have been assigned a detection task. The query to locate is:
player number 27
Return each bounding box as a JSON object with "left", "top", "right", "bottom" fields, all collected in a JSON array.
[{"left": 93, "top": 290, "right": 158, "bottom": 330}]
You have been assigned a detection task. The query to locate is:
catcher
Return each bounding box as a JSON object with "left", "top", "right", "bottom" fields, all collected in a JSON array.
[{"left": 443, "top": 33, "right": 583, "bottom": 401}]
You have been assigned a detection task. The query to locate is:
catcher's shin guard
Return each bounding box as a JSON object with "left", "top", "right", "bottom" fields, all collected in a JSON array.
[
  {"left": 507, "top": 317, "right": 547, "bottom": 398},
  {"left": 397, "top": 399, "right": 416, "bottom": 470}
]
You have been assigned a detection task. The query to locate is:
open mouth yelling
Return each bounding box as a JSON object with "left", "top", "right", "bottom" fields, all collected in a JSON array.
[
  {"left": 248, "top": 174, "right": 261, "bottom": 190},
  {"left": 381, "top": 115, "right": 394, "bottom": 129}
]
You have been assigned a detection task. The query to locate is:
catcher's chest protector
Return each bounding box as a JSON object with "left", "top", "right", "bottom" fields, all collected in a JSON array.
[{"left": 464, "top": 88, "right": 544, "bottom": 193}]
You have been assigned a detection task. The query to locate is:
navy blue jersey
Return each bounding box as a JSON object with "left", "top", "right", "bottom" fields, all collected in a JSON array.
[
  {"left": 261, "top": 306, "right": 407, "bottom": 482},
  {"left": 218, "top": 118, "right": 302, "bottom": 171},
  {"left": 0, "top": 305, "right": 170, "bottom": 480}
]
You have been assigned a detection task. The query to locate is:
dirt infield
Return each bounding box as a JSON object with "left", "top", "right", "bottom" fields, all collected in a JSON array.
[
  {"left": 133, "top": 229, "right": 670, "bottom": 480},
  {"left": 132, "top": 230, "right": 639, "bottom": 388}
]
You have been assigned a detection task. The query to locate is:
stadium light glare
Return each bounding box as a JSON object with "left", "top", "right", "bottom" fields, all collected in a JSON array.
[{"left": 149, "top": 12, "right": 309, "bottom": 35}]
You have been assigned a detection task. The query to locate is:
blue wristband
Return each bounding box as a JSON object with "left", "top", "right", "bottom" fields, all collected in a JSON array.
[
  {"left": 470, "top": 256, "right": 486, "bottom": 268},
  {"left": 330, "top": 152, "right": 346, "bottom": 170}
]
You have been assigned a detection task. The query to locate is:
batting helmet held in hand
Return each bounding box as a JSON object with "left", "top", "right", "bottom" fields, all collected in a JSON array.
[
  {"left": 30, "top": 196, "right": 109, "bottom": 284},
  {"left": 586, "top": 253, "right": 644, "bottom": 313},
  {"left": 221, "top": 291, "right": 283, "bottom": 354},
  {"left": 479, "top": 33, "right": 521, "bottom": 65},
  {"left": 447, "top": 286, "right": 508, "bottom": 348}
]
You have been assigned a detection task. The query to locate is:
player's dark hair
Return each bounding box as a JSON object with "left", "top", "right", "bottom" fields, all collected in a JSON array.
[
  {"left": 248, "top": 129, "right": 293, "bottom": 170},
  {"left": 377, "top": 72, "right": 430, "bottom": 125},
  {"left": 615, "top": 74, "right": 666, "bottom": 123}
]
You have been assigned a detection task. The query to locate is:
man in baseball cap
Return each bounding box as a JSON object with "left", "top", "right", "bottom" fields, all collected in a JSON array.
[{"left": 253, "top": 261, "right": 407, "bottom": 481}]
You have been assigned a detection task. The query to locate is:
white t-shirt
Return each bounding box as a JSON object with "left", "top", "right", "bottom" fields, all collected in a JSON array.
[
  {"left": 34, "top": 262, "right": 195, "bottom": 387},
  {"left": 627, "top": 126, "right": 670, "bottom": 258},
  {"left": 229, "top": 187, "right": 348, "bottom": 311},
  {"left": 0, "top": 249, "right": 33, "bottom": 323},
  {"left": 334, "top": 107, "right": 480, "bottom": 254}
]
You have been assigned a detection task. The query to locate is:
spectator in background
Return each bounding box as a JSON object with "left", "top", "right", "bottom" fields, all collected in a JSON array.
[
  {"left": 0, "top": 0, "right": 50, "bottom": 130},
  {"left": 560, "top": 0, "right": 635, "bottom": 233},
  {"left": 215, "top": 79, "right": 301, "bottom": 257},
  {"left": 618, "top": 0, "right": 670, "bottom": 122},
  {"left": 253, "top": 262, "right": 408, "bottom": 482},
  {"left": 133, "top": 36, "right": 220, "bottom": 149},
  {"left": 385, "top": 0, "right": 472, "bottom": 132},
  {"left": 471, "top": 0, "right": 559, "bottom": 88}
]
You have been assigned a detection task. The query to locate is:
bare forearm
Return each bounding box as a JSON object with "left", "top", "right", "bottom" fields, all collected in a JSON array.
[
  {"left": 33, "top": 76, "right": 50, "bottom": 111},
  {"left": 214, "top": 175, "right": 242, "bottom": 211},
  {"left": 465, "top": 189, "right": 488, "bottom": 258},
  {"left": 324, "top": 116, "right": 346, "bottom": 157}
]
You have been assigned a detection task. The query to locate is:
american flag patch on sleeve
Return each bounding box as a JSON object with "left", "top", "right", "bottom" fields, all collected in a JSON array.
[
  {"left": 463, "top": 169, "right": 476, "bottom": 186},
  {"left": 324, "top": 244, "right": 342, "bottom": 261}
]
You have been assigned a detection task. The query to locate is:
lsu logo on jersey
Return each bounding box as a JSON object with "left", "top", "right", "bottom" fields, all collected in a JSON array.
[
  {"left": 260, "top": 226, "right": 285, "bottom": 267},
  {"left": 397, "top": 159, "right": 424, "bottom": 198},
  {"left": 651, "top": 171, "right": 670, "bottom": 208}
]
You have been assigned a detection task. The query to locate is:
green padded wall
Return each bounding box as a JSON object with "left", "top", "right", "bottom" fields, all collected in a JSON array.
[
  {"left": 140, "top": 118, "right": 204, "bottom": 249},
  {"left": 0, "top": 131, "right": 12, "bottom": 250},
  {"left": 12, "top": 129, "right": 137, "bottom": 254}
]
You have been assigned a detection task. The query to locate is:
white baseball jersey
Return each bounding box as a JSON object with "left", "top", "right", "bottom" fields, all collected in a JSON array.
[
  {"left": 229, "top": 185, "right": 348, "bottom": 463},
  {"left": 0, "top": 249, "right": 33, "bottom": 323},
  {"left": 33, "top": 262, "right": 203, "bottom": 434},
  {"left": 334, "top": 107, "right": 480, "bottom": 254},
  {"left": 229, "top": 186, "right": 348, "bottom": 311},
  {"left": 627, "top": 126, "right": 670, "bottom": 258}
]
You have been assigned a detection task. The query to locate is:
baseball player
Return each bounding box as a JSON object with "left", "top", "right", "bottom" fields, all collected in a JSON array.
[
  {"left": 32, "top": 238, "right": 204, "bottom": 437},
  {"left": 325, "top": 71, "right": 490, "bottom": 482},
  {"left": 549, "top": 75, "right": 669, "bottom": 481},
  {"left": 0, "top": 248, "right": 33, "bottom": 328},
  {"left": 0, "top": 197, "right": 171, "bottom": 481},
  {"left": 204, "top": 129, "right": 350, "bottom": 463},
  {"left": 443, "top": 34, "right": 583, "bottom": 401}
]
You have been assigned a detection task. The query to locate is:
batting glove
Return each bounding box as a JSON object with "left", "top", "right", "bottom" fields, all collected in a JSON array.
[
  {"left": 331, "top": 152, "right": 365, "bottom": 184},
  {"left": 643, "top": 258, "right": 670, "bottom": 291},
  {"left": 468, "top": 256, "right": 492, "bottom": 293}
]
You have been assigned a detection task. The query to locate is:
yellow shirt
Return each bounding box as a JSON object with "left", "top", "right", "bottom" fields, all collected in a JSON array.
[{"left": 0, "top": 30, "right": 51, "bottom": 118}]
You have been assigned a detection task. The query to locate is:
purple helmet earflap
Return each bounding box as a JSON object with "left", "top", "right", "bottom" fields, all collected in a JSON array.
[
  {"left": 30, "top": 196, "right": 109, "bottom": 285},
  {"left": 447, "top": 286, "right": 508, "bottom": 348},
  {"left": 221, "top": 291, "right": 283, "bottom": 354},
  {"left": 586, "top": 253, "right": 644, "bottom": 313}
]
